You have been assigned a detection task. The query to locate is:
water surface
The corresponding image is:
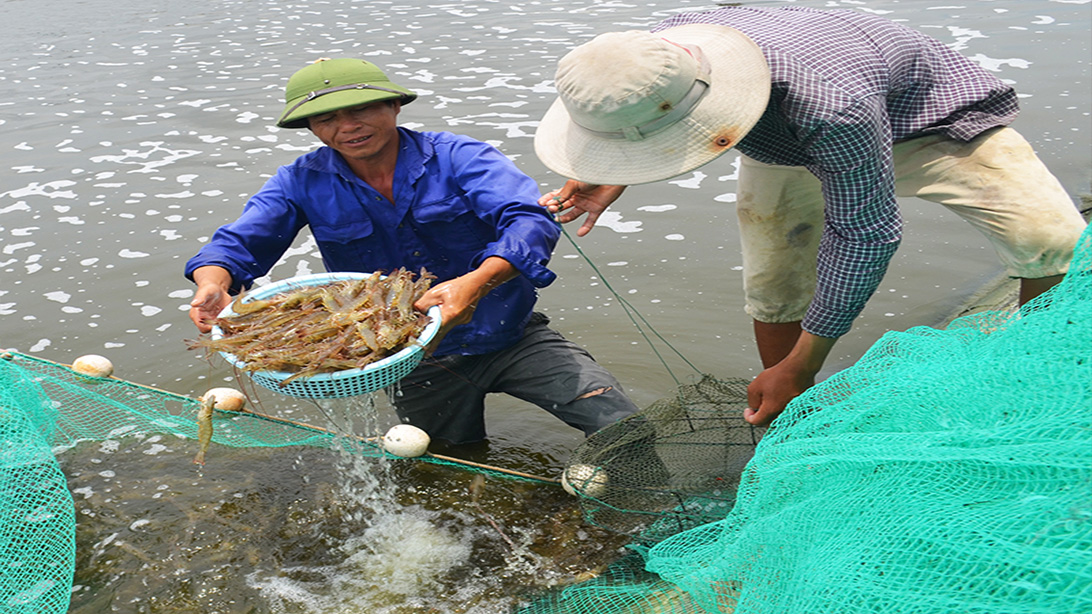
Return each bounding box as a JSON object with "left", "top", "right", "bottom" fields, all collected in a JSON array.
[{"left": 1, "top": 0, "right": 1089, "bottom": 611}]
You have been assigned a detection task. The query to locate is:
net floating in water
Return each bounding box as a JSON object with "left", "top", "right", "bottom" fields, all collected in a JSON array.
[
  {"left": 563, "top": 376, "right": 763, "bottom": 545},
  {"left": 210, "top": 272, "right": 441, "bottom": 399}
]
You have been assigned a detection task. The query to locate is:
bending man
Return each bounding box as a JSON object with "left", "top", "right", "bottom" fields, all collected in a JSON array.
[{"left": 534, "top": 6, "right": 1086, "bottom": 427}]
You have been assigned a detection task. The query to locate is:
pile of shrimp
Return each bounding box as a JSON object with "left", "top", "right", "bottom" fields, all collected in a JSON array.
[{"left": 192, "top": 268, "right": 435, "bottom": 384}]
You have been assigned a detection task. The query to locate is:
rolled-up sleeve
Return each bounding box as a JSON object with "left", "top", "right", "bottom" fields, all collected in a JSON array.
[{"left": 448, "top": 139, "right": 560, "bottom": 287}]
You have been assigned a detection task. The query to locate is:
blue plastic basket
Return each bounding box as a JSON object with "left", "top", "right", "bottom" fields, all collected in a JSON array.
[{"left": 211, "top": 272, "right": 441, "bottom": 399}]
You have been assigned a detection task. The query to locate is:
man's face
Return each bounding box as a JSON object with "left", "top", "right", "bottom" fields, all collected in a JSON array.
[{"left": 307, "top": 100, "right": 401, "bottom": 162}]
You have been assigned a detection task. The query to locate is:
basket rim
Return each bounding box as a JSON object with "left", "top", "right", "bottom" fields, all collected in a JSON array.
[{"left": 209, "top": 272, "right": 441, "bottom": 383}]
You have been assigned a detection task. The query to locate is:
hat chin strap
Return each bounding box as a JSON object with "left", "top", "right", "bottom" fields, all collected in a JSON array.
[
  {"left": 281, "top": 82, "right": 406, "bottom": 121},
  {"left": 581, "top": 50, "right": 712, "bottom": 142}
]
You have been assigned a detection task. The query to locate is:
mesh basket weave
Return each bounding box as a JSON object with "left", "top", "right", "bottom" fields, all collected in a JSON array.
[{"left": 212, "top": 272, "right": 441, "bottom": 399}]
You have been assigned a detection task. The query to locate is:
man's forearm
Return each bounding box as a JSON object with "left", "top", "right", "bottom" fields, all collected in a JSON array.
[
  {"left": 192, "top": 265, "right": 234, "bottom": 294},
  {"left": 784, "top": 330, "right": 838, "bottom": 375},
  {"left": 465, "top": 256, "right": 520, "bottom": 298}
]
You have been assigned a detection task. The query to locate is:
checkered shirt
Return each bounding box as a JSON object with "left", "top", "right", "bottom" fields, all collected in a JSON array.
[{"left": 653, "top": 6, "right": 1019, "bottom": 338}]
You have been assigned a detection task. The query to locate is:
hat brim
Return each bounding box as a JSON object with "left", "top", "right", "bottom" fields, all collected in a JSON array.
[
  {"left": 534, "top": 24, "right": 771, "bottom": 185},
  {"left": 277, "top": 87, "right": 416, "bottom": 129}
]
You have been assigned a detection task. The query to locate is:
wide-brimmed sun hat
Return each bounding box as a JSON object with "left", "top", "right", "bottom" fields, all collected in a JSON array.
[
  {"left": 277, "top": 58, "right": 417, "bottom": 129},
  {"left": 534, "top": 25, "right": 770, "bottom": 185}
]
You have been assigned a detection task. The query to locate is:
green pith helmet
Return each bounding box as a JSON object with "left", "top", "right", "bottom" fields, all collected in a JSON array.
[{"left": 276, "top": 58, "right": 417, "bottom": 129}]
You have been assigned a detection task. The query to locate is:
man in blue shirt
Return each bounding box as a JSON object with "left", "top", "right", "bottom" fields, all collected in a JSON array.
[
  {"left": 186, "top": 58, "right": 639, "bottom": 446},
  {"left": 534, "top": 6, "right": 1087, "bottom": 428}
]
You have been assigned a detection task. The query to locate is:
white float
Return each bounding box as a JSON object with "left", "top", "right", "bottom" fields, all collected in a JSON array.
[
  {"left": 382, "top": 424, "right": 431, "bottom": 458},
  {"left": 202, "top": 387, "right": 247, "bottom": 411},
  {"left": 72, "top": 354, "right": 114, "bottom": 378},
  {"left": 561, "top": 463, "right": 609, "bottom": 497}
]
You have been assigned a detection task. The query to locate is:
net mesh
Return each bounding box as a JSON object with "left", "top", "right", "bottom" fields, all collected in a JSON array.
[
  {"left": 0, "top": 352, "right": 548, "bottom": 613},
  {"left": 559, "top": 376, "right": 763, "bottom": 546},
  {"left": 520, "top": 222, "right": 1092, "bottom": 613},
  {"left": 3, "top": 225, "right": 1089, "bottom": 614}
]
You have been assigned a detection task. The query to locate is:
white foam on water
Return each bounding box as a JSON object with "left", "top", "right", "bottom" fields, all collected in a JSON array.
[
  {"left": 0, "top": 202, "right": 31, "bottom": 214},
  {"left": 339, "top": 510, "right": 473, "bottom": 595},
  {"left": 2, "top": 242, "right": 34, "bottom": 255},
  {"left": 2, "top": 180, "right": 79, "bottom": 200},
  {"left": 967, "top": 53, "right": 1031, "bottom": 72},
  {"left": 72, "top": 487, "right": 95, "bottom": 500},
  {"left": 668, "top": 171, "right": 706, "bottom": 189},
  {"left": 596, "top": 211, "right": 643, "bottom": 234}
]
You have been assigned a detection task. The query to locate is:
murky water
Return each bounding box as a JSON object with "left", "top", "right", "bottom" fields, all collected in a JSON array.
[
  {"left": 2, "top": 0, "right": 1089, "bottom": 611},
  {"left": 60, "top": 395, "right": 632, "bottom": 612}
]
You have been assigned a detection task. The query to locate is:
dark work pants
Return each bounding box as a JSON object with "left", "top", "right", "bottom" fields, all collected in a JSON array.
[{"left": 389, "top": 312, "right": 639, "bottom": 444}]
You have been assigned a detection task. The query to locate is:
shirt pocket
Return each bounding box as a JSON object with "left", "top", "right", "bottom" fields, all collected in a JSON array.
[
  {"left": 411, "top": 195, "right": 491, "bottom": 253},
  {"left": 309, "top": 217, "right": 384, "bottom": 269}
]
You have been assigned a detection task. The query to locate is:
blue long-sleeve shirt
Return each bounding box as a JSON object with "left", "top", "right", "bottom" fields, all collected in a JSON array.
[
  {"left": 185, "top": 127, "right": 560, "bottom": 356},
  {"left": 654, "top": 6, "right": 1019, "bottom": 338}
]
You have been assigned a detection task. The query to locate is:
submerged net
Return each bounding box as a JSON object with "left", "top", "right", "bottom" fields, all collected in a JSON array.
[
  {"left": 0, "top": 353, "right": 347, "bottom": 613},
  {"left": 521, "top": 222, "right": 1092, "bottom": 613},
  {"left": 559, "top": 376, "right": 763, "bottom": 545},
  {"left": 0, "top": 352, "right": 552, "bottom": 613}
]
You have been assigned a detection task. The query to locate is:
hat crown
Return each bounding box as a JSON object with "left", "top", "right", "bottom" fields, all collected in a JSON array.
[
  {"left": 276, "top": 58, "right": 416, "bottom": 128},
  {"left": 533, "top": 23, "right": 771, "bottom": 186},
  {"left": 284, "top": 59, "right": 390, "bottom": 102},
  {"left": 555, "top": 31, "right": 701, "bottom": 135}
]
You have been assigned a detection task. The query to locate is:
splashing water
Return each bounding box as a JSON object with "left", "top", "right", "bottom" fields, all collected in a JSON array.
[{"left": 61, "top": 389, "right": 624, "bottom": 613}]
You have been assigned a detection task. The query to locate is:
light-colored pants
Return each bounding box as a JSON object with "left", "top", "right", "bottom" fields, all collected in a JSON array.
[{"left": 736, "top": 127, "right": 1087, "bottom": 324}]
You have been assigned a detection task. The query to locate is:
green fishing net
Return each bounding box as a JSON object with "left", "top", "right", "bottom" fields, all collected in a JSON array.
[
  {"left": 0, "top": 352, "right": 548, "bottom": 613},
  {"left": 0, "top": 364, "right": 73, "bottom": 614},
  {"left": 521, "top": 222, "right": 1091, "bottom": 613},
  {"left": 557, "top": 376, "right": 762, "bottom": 546},
  {"left": 0, "top": 353, "right": 342, "bottom": 613}
]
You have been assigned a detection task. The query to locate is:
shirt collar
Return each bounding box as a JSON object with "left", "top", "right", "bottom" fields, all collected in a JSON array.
[{"left": 300, "top": 127, "right": 435, "bottom": 187}]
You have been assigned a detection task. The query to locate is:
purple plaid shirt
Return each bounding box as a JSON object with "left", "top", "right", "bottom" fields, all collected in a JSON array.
[{"left": 653, "top": 6, "right": 1018, "bottom": 338}]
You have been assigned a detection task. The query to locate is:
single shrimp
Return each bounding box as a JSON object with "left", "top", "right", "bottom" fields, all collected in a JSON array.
[{"left": 193, "top": 394, "right": 216, "bottom": 466}]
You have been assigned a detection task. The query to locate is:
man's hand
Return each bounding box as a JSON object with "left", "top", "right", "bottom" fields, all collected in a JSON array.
[
  {"left": 538, "top": 180, "right": 627, "bottom": 237},
  {"left": 745, "top": 360, "right": 816, "bottom": 426},
  {"left": 744, "top": 331, "right": 837, "bottom": 426},
  {"left": 417, "top": 277, "right": 482, "bottom": 329},
  {"left": 189, "top": 266, "right": 234, "bottom": 333},
  {"left": 414, "top": 256, "right": 518, "bottom": 353}
]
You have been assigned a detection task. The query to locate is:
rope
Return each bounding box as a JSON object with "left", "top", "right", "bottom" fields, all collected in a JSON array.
[
  {"left": 242, "top": 401, "right": 560, "bottom": 485},
  {"left": 555, "top": 222, "right": 706, "bottom": 387},
  {"left": 5, "top": 351, "right": 559, "bottom": 485}
]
